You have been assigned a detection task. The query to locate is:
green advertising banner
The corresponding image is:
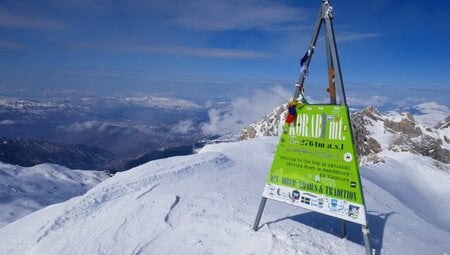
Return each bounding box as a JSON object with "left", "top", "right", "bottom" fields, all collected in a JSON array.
[{"left": 262, "top": 104, "right": 367, "bottom": 225}]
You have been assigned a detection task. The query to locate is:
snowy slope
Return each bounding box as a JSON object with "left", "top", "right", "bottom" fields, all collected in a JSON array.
[
  {"left": 0, "top": 137, "right": 449, "bottom": 255},
  {"left": 0, "top": 162, "right": 109, "bottom": 228},
  {"left": 407, "top": 102, "right": 449, "bottom": 127},
  {"left": 361, "top": 152, "right": 450, "bottom": 232}
]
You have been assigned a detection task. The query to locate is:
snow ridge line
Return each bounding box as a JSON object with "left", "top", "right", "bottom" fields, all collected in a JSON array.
[
  {"left": 164, "top": 195, "right": 180, "bottom": 227},
  {"left": 35, "top": 153, "right": 234, "bottom": 244}
]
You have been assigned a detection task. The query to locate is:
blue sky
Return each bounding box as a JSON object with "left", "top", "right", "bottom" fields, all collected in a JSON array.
[{"left": 0, "top": 0, "right": 449, "bottom": 107}]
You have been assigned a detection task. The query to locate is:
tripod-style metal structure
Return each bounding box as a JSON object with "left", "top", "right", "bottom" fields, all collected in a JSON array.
[{"left": 253, "top": 1, "right": 372, "bottom": 254}]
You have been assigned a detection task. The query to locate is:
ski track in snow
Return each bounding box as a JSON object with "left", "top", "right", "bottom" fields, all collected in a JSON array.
[
  {"left": 164, "top": 195, "right": 180, "bottom": 227},
  {"left": 0, "top": 137, "right": 449, "bottom": 254}
]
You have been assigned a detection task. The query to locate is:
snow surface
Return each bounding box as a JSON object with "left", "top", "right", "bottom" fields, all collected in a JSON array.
[
  {"left": 361, "top": 152, "right": 450, "bottom": 232},
  {"left": 411, "top": 102, "right": 449, "bottom": 127},
  {"left": 0, "top": 162, "right": 109, "bottom": 228},
  {"left": 0, "top": 137, "right": 449, "bottom": 255}
]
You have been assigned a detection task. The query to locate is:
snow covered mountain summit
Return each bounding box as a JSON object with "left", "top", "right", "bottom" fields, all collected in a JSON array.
[{"left": 0, "top": 136, "right": 449, "bottom": 254}]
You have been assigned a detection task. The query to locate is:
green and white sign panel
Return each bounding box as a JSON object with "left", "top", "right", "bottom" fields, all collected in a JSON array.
[{"left": 262, "top": 104, "right": 367, "bottom": 225}]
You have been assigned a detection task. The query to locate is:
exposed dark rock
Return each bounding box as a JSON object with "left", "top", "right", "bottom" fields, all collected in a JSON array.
[
  {"left": 351, "top": 107, "right": 382, "bottom": 156},
  {"left": 435, "top": 116, "right": 450, "bottom": 129},
  {"left": 361, "top": 106, "right": 384, "bottom": 122},
  {"left": 413, "top": 136, "right": 450, "bottom": 163},
  {"left": 384, "top": 113, "right": 422, "bottom": 137},
  {"left": 239, "top": 126, "right": 257, "bottom": 140}
]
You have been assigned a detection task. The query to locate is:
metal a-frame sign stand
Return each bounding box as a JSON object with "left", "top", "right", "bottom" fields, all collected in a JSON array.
[{"left": 253, "top": 1, "right": 372, "bottom": 254}]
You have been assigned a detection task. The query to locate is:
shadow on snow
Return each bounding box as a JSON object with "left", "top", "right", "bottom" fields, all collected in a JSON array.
[{"left": 263, "top": 210, "right": 395, "bottom": 255}]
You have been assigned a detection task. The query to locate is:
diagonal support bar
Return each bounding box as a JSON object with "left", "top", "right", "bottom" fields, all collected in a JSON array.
[
  {"left": 253, "top": 197, "right": 267, "bottom": 231},
  {"left": 293, "top": 4, "right": 323, "bottom": 100}
]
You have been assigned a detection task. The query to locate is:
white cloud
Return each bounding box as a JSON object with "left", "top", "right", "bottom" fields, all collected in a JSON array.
[
  {"left": 72, "top": 43, "right": 269, "bottom": 59},
  {"left": 201, "top": 86, "right": 290, "bottom": 136},
  {"left": 394, "top": 96, "right": 429, "bottom": 107},
  {"left": 64, "top": 120, "right": 101, "bottom": 132},
  {"left": 0, "top": 119, "right": 15, "bottom": 125},
  {"left": 171, "top": 119, "right": 195, "bottom": 134},
  {"left": 347, "top": 95, "right": 390, "bottom": 107},
  {"left": 146, "top": 45, "right": 269, "bottom": 59},
  {"left": 0, "top": 8, "right": 66, "bottom": 30},
  {"left": 170, "top": 0, "right": 306, "bottom": 31},
  {"left": 337, "top": 32, "right": 382, "bottom": 42}
]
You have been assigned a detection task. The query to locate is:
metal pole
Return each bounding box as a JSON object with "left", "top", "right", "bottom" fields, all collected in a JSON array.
[
  {"left": 293, "top": 3, "right": 324, "bottom": 100},
  {"left": 362, "top": 225, "right": 372, "bottom": 255},
  {"left": 325, "top": 31, "right": 337, "bottom": 105},
  {"left": 323, "top": 3, "right": 372, "bottom": 254},
  {"left": 253, "top": 197, "right": 267, "bottom": 231},
  {"left": 323, "top": 3, "right": 347, "bottom": 106},
  {"left": 340, "top": 220, "right": 347, "bottom": 238}
]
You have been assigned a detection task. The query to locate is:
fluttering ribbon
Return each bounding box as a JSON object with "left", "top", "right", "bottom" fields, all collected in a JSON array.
[{"left": 300, "top": 48, "right": 313, "bottom": 77}]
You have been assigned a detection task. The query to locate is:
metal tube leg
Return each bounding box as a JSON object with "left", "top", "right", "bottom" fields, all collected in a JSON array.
[
  {"left": 340, "top": 220, "right": 347, "bottom": 238},
  {"left": 253, "top": 197, "right": 267, "bottom": 231},
  {"left": 362, "top": 225, "right": 372, "bottom": 255}
]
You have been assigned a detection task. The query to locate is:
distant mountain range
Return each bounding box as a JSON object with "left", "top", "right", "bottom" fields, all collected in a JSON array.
[
  {"left": 0, "top": 95, "right": 201, "bottom": 113},
  {"left": 0, "top": 95, "right": 211, "bottom": 170}
]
